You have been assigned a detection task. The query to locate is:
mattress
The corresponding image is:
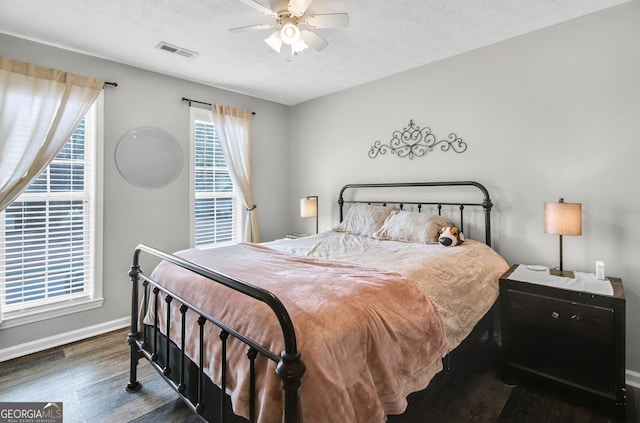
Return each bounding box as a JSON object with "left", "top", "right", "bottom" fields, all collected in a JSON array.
[{"left": 266, "top": 230, "right": 509, "bottom": 350}]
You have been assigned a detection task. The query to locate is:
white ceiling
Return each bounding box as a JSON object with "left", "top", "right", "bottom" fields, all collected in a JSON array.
[{"left": 0, "top": 0, "right": 629, "bottom": 105}]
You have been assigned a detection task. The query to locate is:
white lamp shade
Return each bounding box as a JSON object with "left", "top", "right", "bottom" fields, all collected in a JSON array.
[
  {"left": 544, "top": 201, "right": 582, "bottom": 236},
  {"left": 290, "top": 38, "right": 308, "bottom": 54},
  {"left": 300, "top": 197, "right": 318, "bottom": 217},
  {"left": 264, "top": 31, "right": 283, "bottom": 53}
]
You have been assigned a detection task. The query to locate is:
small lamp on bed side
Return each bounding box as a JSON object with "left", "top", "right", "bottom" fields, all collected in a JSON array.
[
  {"left": 300, "top": 196, "right": 318, "bottom": 234},
  {"left": 544, "top": 198, "right": 582, "bottom": 278}
]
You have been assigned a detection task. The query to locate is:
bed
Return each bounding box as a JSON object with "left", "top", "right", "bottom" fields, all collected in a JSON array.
[{"left": 125, "top": 181, "right": 509, "bottom": 423}]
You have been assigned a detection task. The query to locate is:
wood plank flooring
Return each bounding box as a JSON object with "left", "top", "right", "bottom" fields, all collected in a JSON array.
[{"left": 0, "top": 328, "right": 637, "bottom": 422}]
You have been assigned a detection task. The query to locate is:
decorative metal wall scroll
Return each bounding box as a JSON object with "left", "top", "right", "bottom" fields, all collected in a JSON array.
[{"left": 368, "top": 119, "right": 467, "bottom": 160}]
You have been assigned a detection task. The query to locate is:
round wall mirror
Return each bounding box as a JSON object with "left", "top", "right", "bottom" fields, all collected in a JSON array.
[{"left": 115, "top": 127, "right": 183, "bottom": 188}]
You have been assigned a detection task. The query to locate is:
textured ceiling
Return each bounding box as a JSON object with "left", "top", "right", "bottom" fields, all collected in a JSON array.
[{"left": 0, "top": 0, "right": 629, "bottom": 105}]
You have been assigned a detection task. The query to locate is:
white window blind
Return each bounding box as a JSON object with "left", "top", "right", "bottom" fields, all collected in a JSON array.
[
  {"left": 191, "top": 107, "right": 241, "bottom": 248},
  {"left": 0, "top": 97, "right": 102, "bottom": 320}
]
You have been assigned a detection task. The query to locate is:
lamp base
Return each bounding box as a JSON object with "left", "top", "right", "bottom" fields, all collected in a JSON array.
[{"left": 550, "top": 269, "right": 575, "bottom": 279}]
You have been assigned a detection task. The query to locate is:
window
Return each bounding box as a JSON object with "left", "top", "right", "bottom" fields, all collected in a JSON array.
[
  {"left": 0, "top": 93, "right": 103, "bottom": 327},
  {"left": 190, "top": 107, "right": 241, "bottom": 248}
]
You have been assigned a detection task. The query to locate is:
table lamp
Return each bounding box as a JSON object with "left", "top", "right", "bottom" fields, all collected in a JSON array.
[
  {"left": 300, "top": 196, "right": 318, "bottom": 234},
  {"left": 544, "top": 198, "right": 582, "bottom": 278}
]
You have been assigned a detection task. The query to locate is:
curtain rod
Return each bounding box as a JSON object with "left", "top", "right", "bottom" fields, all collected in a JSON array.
[
  {"left": 104, "top": 81, "right": 118, "bottom": 87},
  {"left": 181, "top": 97, "right": 255, "bottom": 115}
]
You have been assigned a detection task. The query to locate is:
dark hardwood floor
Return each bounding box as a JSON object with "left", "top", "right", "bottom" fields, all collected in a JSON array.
[{"left": 0, "top": 328, "right": 637, "bottom": 422}]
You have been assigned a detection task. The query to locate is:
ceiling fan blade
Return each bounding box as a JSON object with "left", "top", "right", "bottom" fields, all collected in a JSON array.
[
  {"left": 305, "top": 13, "right": 349, "bottom": 29},
  {"left": 300, "top": 30, "right": 329, "bottom": 51},
  {"left": 287, "top": 0, "right": 313, "bottom": 17},
  {"left": 235, "top": 0, "right": 278, "bottom": 17},
  {"left": 229, "top": 23, "right": 275, "bottom": 32}
]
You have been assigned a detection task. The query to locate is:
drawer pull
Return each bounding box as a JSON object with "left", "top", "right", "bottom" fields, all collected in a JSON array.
[
  {"left": 571, "top": 313, "right": 581, "bottom": 320},
  {"left": 551, "top": 311, "right": 560, "bottom": 319}
]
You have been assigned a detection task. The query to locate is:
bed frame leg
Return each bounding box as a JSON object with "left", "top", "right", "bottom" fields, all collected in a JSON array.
[
  {"left": 126, "top": 331, "right": 142, "bottom": 393},
  {"left": 126, "top": 261, "right": 143, "bottom": 393},
  {"left": 277, "top": 352, "right": 306, "bottom": 423}
]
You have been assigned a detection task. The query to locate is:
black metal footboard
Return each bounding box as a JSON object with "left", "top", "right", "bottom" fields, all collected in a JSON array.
[{"left": 125, "top": 244, "right": 306, "bottom": 423}]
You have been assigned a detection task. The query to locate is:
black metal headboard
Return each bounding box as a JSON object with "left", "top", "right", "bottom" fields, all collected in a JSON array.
[{"left": 337, "top": 181, "right": 494, "bottom": 246}]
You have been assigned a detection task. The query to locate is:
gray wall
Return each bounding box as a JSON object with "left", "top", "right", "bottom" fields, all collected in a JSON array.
[
  {"left": 288, "top": 2, "right": 640, "bottom": 375},
  {"left": 0, "top": 33, "right": 291, "bottom": 349}
]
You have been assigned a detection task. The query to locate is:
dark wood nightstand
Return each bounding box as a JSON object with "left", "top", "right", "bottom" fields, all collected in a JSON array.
[{"left": 499, "top": 264, "right": 626, "bottom": 409}]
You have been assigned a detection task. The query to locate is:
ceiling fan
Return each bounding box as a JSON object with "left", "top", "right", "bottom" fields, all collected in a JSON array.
[{"left": 231, "top": 0, "right": 349, "bottom": 55}]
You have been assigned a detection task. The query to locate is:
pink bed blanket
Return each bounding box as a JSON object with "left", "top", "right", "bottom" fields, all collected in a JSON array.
[{"left": 147, "top": 242, "right": 448, "bottom": 423}]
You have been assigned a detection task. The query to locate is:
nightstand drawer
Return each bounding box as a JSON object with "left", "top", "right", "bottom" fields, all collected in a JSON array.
[{"left": 506, "top": 289, "right": 614, "bottom": 344}]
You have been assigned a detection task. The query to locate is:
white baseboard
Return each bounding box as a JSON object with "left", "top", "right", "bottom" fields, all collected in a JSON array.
[
  {"left": 0, "top": 316, "right": 130, "bottom": 362},
  {"left": 626, "top": 369, "right": 640, "bottom": 389}
]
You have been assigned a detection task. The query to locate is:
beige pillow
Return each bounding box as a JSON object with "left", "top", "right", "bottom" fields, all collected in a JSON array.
[
  {"left": 373, "top": 212, "right": 454, "bottom": 244},
  {"left": 334, "top": 204, "right": 394, "bottom": 237}
]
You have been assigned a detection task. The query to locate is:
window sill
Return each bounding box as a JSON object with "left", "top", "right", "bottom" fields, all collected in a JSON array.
[
  {"left": 0, "top": 297, "right": 104, "bottom": 330},
  {"left": 196, "top": 240, "right": 239, "bottom": 250}
]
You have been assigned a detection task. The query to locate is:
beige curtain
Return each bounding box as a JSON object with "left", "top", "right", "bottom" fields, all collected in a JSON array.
[
  {"left": 0, "top": 56, "right": 103, "bottom": 323},
  {"left": 211, "top": 104, "right": 260, "bottom": 243},
  {"left": 0, "top": 56, "right": 104, "bottom": 211}
]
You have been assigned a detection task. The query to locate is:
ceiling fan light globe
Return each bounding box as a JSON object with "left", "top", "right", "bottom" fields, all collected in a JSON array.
[
  {"left": 290, "top": 39, "right": 308, "bottom": 54},
  {"left": 280, "top": 22, "right": 301, "bottom": 45},
  {"left": 264, "top": 31, "right": 283, "bottom": 53}
]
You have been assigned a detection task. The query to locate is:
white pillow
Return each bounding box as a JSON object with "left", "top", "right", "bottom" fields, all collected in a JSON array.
[
  {"left": 334, "top": 204, "right": 394, "bottom": 237},
  {"left": 373, "top": 212, "right": 454, "bottom": 244}
]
